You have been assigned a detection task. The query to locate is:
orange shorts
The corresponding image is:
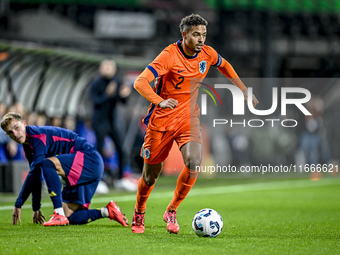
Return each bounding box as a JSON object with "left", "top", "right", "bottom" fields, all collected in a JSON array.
[{"left": 140, "top": 118, "right": 203, "bottom": 165}]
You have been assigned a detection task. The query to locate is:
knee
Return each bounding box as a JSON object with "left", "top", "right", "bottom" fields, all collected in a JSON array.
[
  {"left": 142, "top": 168, "right": 159, "bottom": 186},
  {"left": 183, "top": 154, "right": 202, "bottom": 170},
  {"left": 142, "top": 163, "right": 162, "bottom": 186},
  {"left": 143, "top": 174, "right": 157, "bottom": 187}
]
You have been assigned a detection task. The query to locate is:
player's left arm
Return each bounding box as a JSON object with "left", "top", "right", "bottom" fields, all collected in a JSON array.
[{"left": 216, "top": 56, "right": 259, "bottom": 107}]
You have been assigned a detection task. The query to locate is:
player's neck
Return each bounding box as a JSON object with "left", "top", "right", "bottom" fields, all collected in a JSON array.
[{"left": 181, "top": 41, "right": 195, "bottom": 57}]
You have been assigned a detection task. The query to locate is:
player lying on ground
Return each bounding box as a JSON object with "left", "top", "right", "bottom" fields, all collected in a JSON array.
[
  {"left": 131, "top": 13, "right": 258, "bottom": 234},
  {"left": 1, "top": 112, "right": 128, "bottom": 226}
]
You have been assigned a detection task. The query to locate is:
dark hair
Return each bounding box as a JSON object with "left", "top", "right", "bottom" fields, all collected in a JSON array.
[{"left": 179, "top": 13, "right": 208, "bottom": 33}]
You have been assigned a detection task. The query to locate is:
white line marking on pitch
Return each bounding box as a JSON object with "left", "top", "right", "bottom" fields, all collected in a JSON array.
[{"left": 0, "top": 178, "right": 338, "bottom": 211}]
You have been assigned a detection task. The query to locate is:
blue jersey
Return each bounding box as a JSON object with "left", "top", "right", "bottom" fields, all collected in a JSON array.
[
  {"left": 15, "top": 126, "right": 101, "bottom": 210},
  {"left": 23, "top": 125, "right": 95, "bottom": 172}
]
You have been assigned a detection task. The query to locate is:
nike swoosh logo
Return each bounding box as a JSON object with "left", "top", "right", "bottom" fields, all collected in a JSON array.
[{"left": 178, "top": 70, "right": 185, "bottom": 73}]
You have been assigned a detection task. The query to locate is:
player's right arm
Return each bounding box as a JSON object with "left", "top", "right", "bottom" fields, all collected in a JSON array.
[
  {"left": 134, "top": 69, "right": 178, "bottom": 109},
  {"left": 12, "top": 164, "right": 42, "bottom": 225},
  {"left": 13, "top": 137, "right": 46, "bottom": 224},
  {"left": 14, "top": 154, "right": 44, "bottom": 212},
  {"left": 134, "top": 49, "right": 178, "bottom": 109},
  {"left": 12, "top": 207, "right": 21, "bottom": 225}
]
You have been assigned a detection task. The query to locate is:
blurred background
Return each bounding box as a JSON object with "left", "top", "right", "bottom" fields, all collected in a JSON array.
[{"left": 0, "top": 0, "right": 339, "bottom": 192}]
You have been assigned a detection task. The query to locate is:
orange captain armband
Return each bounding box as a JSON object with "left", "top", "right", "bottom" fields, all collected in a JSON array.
[{"left": 134, "top": 68, "right": 164, "bottom": 106}]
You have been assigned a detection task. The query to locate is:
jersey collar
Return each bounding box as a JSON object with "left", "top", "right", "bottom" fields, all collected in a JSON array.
[{"left": 177, "top": 39, "right": 198, "bottom": 59}]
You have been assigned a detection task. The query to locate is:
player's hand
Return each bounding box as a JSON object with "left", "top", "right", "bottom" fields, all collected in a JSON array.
[
  {"left": 158, "top": 99, "right": 178, "bottom": 109},
  {"left": 242, "top": 89, "right": 259, "bottom": 108},
  {"left": 12, "top": 207, "right": 21, "bottom": 225},
  {"left": 33, "top": 209, "right": 46, "bottom": 224}
]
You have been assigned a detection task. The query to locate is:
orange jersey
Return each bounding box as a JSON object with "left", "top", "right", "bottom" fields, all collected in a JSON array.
[{"left": 143, "top": 40, "right": 222, "bottom": 131}]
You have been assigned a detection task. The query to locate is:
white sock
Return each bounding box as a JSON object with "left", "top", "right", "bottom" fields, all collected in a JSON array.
[
  {"left": 101, "top": 207, "right": 109, "bottom": 218},
  {"left": 54, "top": 207, "right": 65, "bottom": 216}
]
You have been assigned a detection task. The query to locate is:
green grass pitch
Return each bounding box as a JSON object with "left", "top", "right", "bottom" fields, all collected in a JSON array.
[{"left": 0, "top": 177, "right": 339, "bottom": 255}]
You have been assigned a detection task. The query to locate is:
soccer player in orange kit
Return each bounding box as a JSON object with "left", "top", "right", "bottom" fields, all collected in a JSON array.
[{"left": 132, "top": 13, "right": 259, "bottom": 234}]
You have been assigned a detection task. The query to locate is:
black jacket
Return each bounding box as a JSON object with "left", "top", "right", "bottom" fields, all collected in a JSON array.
[{"left": 90, "top": 75, "right": 126, "bottom": 125}]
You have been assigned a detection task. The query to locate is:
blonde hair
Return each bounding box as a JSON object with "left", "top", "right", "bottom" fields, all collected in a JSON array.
[{"left": 1, "top": 112, "right": 23, "bottom": 131}]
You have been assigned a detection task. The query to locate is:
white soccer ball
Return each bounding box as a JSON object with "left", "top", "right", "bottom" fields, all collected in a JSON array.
[{"left": 192, "top": 208, "right": 223, "bottom": 237}]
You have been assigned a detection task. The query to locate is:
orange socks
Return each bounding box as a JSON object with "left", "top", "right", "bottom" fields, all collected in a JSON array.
[
  {"left": 135, "top": 177, "right": 155, "bottom": 213},
  {"left": 135, "top": 166, "right": 198, "bottom": 213},
  {"left": 166, "top": 166, "right": 198, "bottom": 212}
]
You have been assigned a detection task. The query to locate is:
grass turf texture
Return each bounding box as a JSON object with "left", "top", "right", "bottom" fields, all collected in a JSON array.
[{"left": 0, "top": 177, "right": 339, "bottom": 255}]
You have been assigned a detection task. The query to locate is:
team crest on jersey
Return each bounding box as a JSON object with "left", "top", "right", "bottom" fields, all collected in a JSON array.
[
  {"left": 199, "top": 61, "right": 207, "bottom": 74},
  {"left": 144, "top": 148, "right": 150, "bottom": 159}
]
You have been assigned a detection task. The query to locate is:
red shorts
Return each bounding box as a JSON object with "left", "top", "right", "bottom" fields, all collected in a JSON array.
[{"left": 141, "top": 118, "right": 203, "bottom": 164}]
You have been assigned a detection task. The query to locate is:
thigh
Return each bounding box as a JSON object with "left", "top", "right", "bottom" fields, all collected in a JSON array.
[
  {"left": 141, "top": 129, "right": 174, "bottom": 165},
  {"left": 46, "top": 157, "right": 66, "bottom": 177},
  {"left": 57, "top": 150, "right": 104, "bottom": 187},
  {"left": 175, "top": 118, "right": 203, "bottom": 150},
  {"left": 175, "top": 113, "right": 203, "bottom": 169}
]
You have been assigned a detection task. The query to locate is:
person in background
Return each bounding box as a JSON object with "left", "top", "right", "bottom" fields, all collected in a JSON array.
[
  {"left": 90, "top": 59, "right": 136, "bottom": 191},
  {"left": 36, "top": 111, "right": 47, "bottom": 127},
  {"left": 63, "top": 115, "right": 76, "bottom": 131}
]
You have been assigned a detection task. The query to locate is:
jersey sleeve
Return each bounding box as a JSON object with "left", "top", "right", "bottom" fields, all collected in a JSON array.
[
  {"left": 15, "top": 136, "right": 47, "bottom": 209},
  {"left": 15, "top": 161, "right": 43, "bottom": 210},
  {"left": 207, "top": 45, "right": 247, "bottom": 91},
  {"left": 134, "top": 48, "right": 174, "bottom": 105},
  {"left": 134, "top": 68, "right": 164, "bottom": 105},
  {"left": 207, "top": 46, "right": 223, "bottom": 67},
  {"left": 217, "top": 58, "right": 247, "bottom": 91},
  {"left": 29, "top": 137, "right": 48, "bottom": 171},
  {"left": 147, "top": 49, "right": 174, "bottom": 78}
]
